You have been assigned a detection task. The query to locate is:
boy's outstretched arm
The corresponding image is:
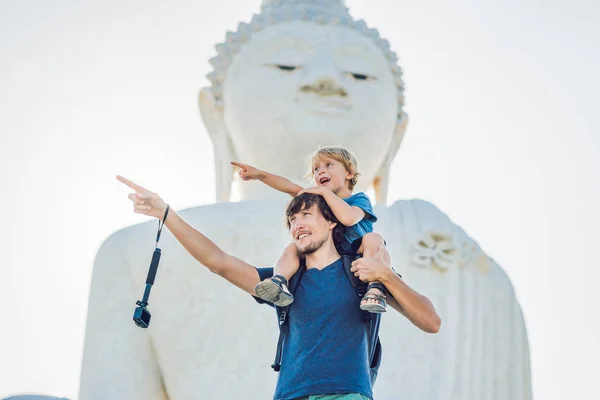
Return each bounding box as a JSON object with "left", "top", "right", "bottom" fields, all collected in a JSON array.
[
  {"left": 231, "top": 161, "right": 302, "bottom": 197},
  {"left": 300, "top": 187, "right": 365, "bottom": 226}
]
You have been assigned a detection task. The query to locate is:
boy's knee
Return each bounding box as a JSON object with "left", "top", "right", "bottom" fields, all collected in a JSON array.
[
  {"left": 354, "top": 232, "right": 386, "bottom": 255},
  {"left": 281, "top": 242, "right": 300, "bottom": 262},
  {"left": 362, "top": 232, "right": 385, "bottom": 247},
  {"left": 284, "top": 242, "right": 298, "bottom": 253}
]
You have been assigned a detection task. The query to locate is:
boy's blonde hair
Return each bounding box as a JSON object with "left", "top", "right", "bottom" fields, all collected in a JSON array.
[{"left": 306, "top": 146, "right": 361, "bottom": 191}]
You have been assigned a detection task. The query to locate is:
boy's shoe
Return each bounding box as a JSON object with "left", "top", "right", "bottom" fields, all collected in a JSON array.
[
  {"left": 254, "top": 274, "right": 294, "bottom": 307},
  {"left": 360, "top": 282, "right": 387, "bottom": 313}
]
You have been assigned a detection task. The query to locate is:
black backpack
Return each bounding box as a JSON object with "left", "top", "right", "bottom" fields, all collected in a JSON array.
[{"left": 271, "top": 254, "right": 383, "bottom": 386}]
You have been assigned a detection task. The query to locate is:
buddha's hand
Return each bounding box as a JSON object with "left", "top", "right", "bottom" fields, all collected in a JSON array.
[
  {"left": 116, "top": 175, "right": 169, "bottom": 219},
  {"left": 231, "top": 161, "right": 264, "bottom": 181}
]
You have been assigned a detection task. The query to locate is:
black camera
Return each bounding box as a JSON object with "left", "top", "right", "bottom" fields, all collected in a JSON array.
[
  {"left": 133, "top": 301, "right": 152, "bottom": 329},
  {"left": 133, "top": 248, "right": 161, "bottom": 328}
]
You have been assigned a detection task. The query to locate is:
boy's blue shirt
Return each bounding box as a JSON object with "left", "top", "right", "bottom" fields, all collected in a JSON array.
[{"left": 339, "top": 192, "right": 377, "bottom": 253}]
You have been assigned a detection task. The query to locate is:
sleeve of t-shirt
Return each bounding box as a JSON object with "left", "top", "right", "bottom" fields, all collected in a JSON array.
[
  {"left": 347, "top": 192, "right": 377, "bottom": 222},
  {"left": 252, "top": 267, "right": 275, "bottom": 307}
]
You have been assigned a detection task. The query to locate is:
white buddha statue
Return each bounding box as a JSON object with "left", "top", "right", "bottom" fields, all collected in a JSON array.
[{"left": 79, "top": 1, "right": 532, "bottom": 399}]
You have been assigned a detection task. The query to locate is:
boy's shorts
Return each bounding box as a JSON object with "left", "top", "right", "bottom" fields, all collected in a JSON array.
[{"left": 348, "top": 236, "right": 387, "bottom": 254}]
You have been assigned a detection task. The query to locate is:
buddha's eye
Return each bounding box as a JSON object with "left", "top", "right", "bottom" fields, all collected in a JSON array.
[
  {"left": 277, "top": 65, "right": 299, "bottom": 71},
  {"left": 349, "top": 72, "right": 376, "bottom": 81}
]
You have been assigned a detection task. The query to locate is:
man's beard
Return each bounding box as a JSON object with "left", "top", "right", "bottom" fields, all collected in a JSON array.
[{"left": 296, "top": 234, "right": 328, "bottom": 255}]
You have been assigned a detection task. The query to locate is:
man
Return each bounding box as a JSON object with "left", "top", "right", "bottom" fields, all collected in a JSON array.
[{"left": 117, "top": 175, "right": 441, "bottom": 400}]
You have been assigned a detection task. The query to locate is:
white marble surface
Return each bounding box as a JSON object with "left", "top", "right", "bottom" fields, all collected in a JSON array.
[{"left": 80, "top": 1, "right": 532, "bottom": 399}]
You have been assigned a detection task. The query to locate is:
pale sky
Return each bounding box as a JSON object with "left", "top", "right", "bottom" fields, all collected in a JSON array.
[{"left": 1, "top": 0, "right": 599, "bottom": 399}]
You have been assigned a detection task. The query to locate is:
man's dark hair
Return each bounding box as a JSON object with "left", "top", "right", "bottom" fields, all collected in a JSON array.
[{"left": 285, "top": 193, "right": 344, "bottom": 246}]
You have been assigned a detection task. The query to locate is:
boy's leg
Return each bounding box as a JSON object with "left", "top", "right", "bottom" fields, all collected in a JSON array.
[
  {"left": 356, "top": 233, "right": 391, "bottom": 313},
  {"left": 274, "top": 242, "right": 301, "bottom": 283},
  {"left": 254, "top": 242, "right": 300, "bottom": 307}
]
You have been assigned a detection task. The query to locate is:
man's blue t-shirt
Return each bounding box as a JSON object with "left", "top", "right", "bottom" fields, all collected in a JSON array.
[
  {"left": 339, "top": 192, "right": 377, "bottom": 254},
  {"left": 256, "top": 258, "right": 378, "bottom": 400}
]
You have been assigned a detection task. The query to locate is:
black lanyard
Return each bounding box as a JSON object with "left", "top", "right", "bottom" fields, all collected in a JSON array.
[{"left": 133, "top": 205, "right": 170, "bottom": 328}]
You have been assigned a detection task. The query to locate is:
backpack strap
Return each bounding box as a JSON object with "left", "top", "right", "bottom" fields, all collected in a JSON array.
[
  {"left": 341, "top": 254, "right": 368, "bottom": 297},
  {"left": 271, "top": 261, "right": 306, "bottom": 372},
  {"left": 342, "top": 254, "right": 383, "bottom": 385}
]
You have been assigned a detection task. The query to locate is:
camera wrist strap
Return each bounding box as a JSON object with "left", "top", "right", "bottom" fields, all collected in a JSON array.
[{"left": 154, "top": 205, "right": 170, "bottom": 249}]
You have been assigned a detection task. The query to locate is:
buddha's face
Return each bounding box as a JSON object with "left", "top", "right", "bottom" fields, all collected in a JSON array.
[{"left": 221, "top": 21, "right": 399, "bottom": 188}]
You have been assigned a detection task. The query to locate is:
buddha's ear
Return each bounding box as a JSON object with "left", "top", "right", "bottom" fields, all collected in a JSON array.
[
  {"left": 198, "top": 87, "right": 236, "bottom": 202},
  {"left": 373, "top": 111, "right": 408, "bottom": 205}
]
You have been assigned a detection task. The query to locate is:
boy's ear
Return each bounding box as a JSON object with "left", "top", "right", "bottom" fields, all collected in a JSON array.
[{"left": 345, "top": 170, "right": 357, "bottom": 184}]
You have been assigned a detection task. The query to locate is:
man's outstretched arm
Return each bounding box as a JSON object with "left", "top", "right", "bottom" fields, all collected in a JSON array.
[
  {"left": 378, "top": 269, "right": 441, "bottom": 333},
  {"left": 163, "top": 210, "right": 261, "bottom": 294},
  {"left": 116, "top": 175, "right": 261, "bottom": 295},
  {"left": 350, "top": 247, "right": 441, "bottom": 334}
]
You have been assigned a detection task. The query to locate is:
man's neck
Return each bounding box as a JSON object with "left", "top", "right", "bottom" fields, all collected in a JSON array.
[{"left": 304, "top": 240, "right": 341, "bottom": 270}]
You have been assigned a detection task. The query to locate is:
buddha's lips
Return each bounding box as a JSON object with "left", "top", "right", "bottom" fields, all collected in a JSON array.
[{"left": 295, "top": 95, "right": 351, "bottom": 114}]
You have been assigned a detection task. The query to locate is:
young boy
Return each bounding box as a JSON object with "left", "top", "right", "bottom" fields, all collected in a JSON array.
[{"left": 231, "top": 146, "right": 391, "bottom": 313}]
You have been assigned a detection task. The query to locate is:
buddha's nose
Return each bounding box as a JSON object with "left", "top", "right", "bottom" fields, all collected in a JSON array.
[
  {"left": 302, "top": 77, "right": 348, "bottom": 97},
  {"left": 316, "top": 78, "right": 333, "bottom": 93}
]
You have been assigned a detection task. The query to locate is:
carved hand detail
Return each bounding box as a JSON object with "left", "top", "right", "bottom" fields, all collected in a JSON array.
[{"left": 412, "top": 231, "right": 474, "bottom": 271}]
